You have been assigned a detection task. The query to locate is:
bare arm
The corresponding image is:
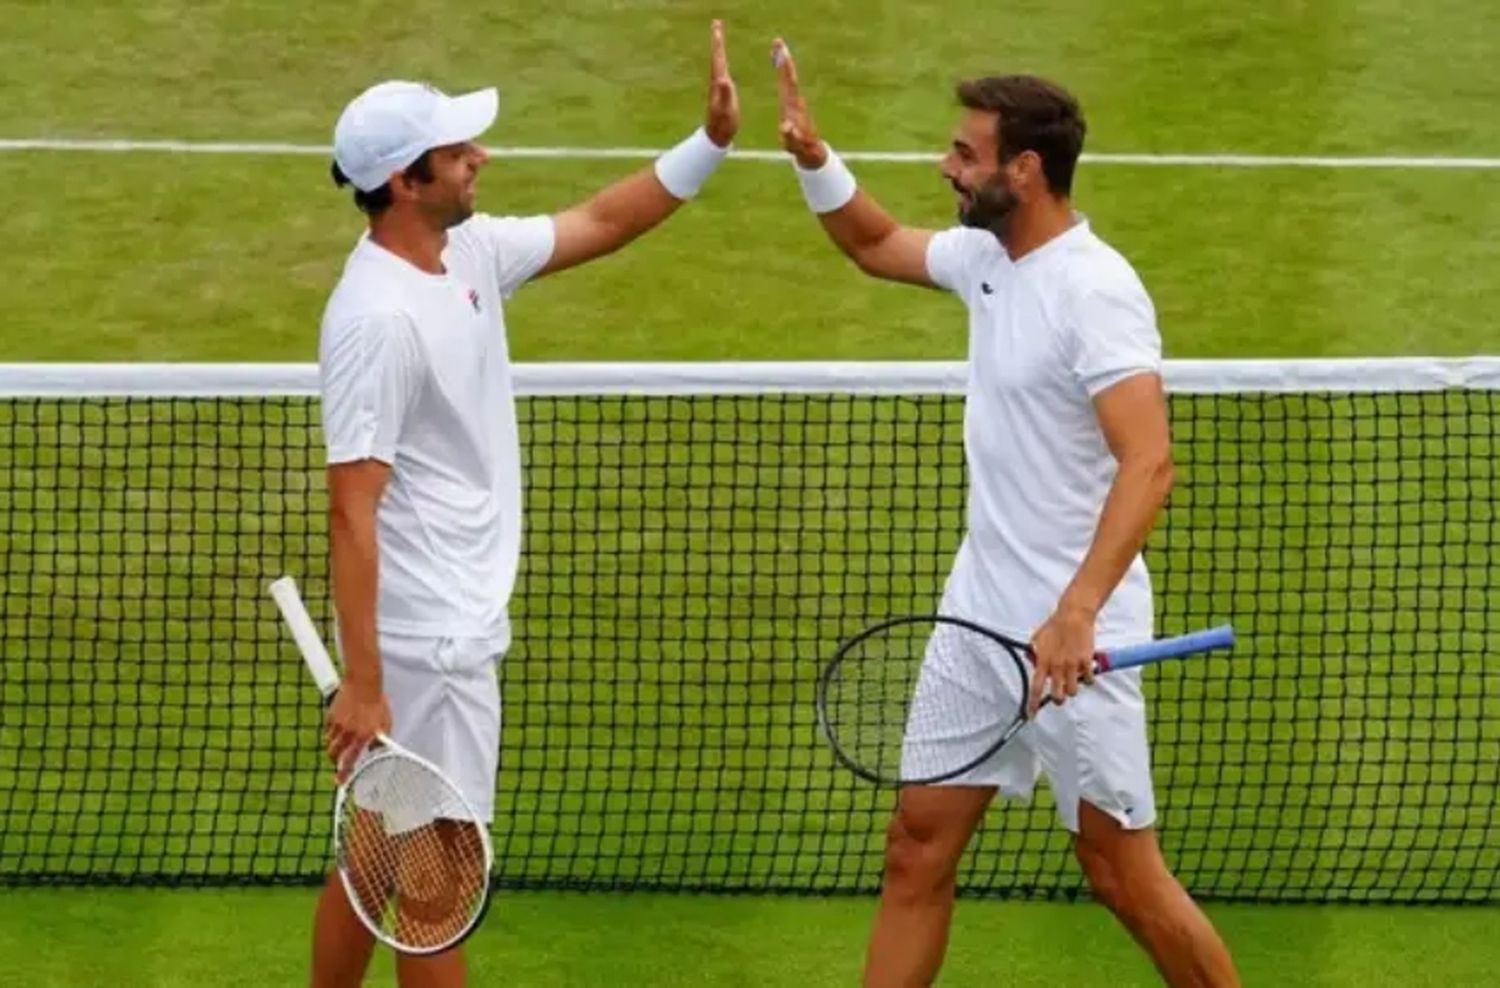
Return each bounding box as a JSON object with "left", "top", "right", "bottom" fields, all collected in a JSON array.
[
  {"left": 324, "top": 458, "right": 393, "bottom": 774},
  {"left": 538, "top": 168, "right": 695, "bottom": 277},
  {"left": 1059, "top": 374, "right": 1175, "bottom": 615},
  {"left": 807, "top": 190, "right": 935, "bottom": 286},
  {"left": 537, "top": 20, "right": 740, "bottom": 279},
  {"left": 772, "top": 39, "right": 935, "bottom": 286},
  {"left": 1026, "top": 373, "right": 1174, "bottom": 714}
]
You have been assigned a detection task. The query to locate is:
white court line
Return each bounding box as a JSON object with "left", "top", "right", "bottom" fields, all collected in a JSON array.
[{"left": 2, "top": 137, "right": 1499, "bottom": 169}]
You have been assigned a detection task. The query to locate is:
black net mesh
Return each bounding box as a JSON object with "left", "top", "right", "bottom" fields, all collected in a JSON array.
[{"left": 1, "top": 384, "right": 1496, "bottom": 902}]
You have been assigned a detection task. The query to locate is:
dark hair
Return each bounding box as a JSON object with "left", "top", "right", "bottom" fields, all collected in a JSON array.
[
  {"left": 330, "top": 151, "right": 436, "bottom": 216},
  {"left": 956, "top": 75, "right": 1086, "bottom": 196}
]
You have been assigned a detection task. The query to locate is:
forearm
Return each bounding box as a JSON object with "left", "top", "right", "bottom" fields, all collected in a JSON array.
[
  {"left": 792, "top": 148, "right": 932, "bottom": 285},
  {"left": 792, "top": 146, "right": 886, "bottom": 255},
  {"left": 1060, "top": 456, "right": 1174, "bottom": 616},
  {"left": 816, "top": 189, "right": 901, "bottom": 267},
  {"left": 329, "top": 502, "right": 382, "bottom": 691},
  {"left": 578, "top": 166, "right": 689, "bottom": 255},
  {"left": 543, "top": 128, "right": 728, "bottom": 275}
]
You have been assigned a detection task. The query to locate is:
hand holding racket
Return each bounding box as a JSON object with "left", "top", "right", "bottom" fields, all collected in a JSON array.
[
  {"left": 1027, "top": 604, "right": 1103, "bottom": 717},
  {"left": 816, "top": 614, "right": 1234, "bottom": 787},
  {"left": 324, "top": 673, "right": 391, "bottom": 783},
  {"left": 268, "top": 576, "right": 494, "bottom": 956}
]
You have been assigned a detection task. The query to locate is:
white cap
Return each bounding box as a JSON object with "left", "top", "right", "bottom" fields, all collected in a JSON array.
[{"left": 332, "top": 80, "right": 499, "bottom": 192}]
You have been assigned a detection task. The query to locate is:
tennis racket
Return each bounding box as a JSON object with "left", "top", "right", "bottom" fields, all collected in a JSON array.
[
  {"left": 816, "top": 615, "right": 1235, "bottom": 786},
  {"left": 268, "top": 575, "right": 494, "bottom": 955}
]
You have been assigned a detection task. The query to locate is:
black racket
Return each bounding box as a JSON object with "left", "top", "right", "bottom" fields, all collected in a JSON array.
[{"left": 816, "top": 615, "right": 1235, "bottom": 786}]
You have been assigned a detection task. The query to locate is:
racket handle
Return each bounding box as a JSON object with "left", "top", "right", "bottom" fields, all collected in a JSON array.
[
  {"left": 1096, "top": 624, "right": 1235, "bottom": 672},
  {"left": 268, "top": 575, "right": 343, "bottom": 698}
]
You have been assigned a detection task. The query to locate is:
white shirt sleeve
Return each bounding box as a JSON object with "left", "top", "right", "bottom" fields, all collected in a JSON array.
[
  {"left": 320, "top": 311, "right": 425, "bottom": 465},
  {"left": 925, "top": 227, "right": 996, "bottom": 293},
  {"left": 464, "top": 214, "right": 557, "bottom": 298},
  {"left": 1069, "top": 274, "right": 1163, "bottom": 397}
]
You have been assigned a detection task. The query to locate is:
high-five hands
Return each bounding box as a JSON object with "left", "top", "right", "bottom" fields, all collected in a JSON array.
[
  {"left": 771, "top": 38, "right": 827, "bottom": 169},
  {"left": 705, "top": 20, "right": 740, "bottom": 148}
]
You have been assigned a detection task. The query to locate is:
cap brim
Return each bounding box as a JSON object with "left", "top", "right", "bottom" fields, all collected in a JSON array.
[{"left": 432, "top": 87, "right": 499, "bottom": 147}]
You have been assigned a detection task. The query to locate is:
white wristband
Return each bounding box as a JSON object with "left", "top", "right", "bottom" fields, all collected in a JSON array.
[
  {"left": 654, "top": 127, "right": 730, "bottom": 200},
  {"left": 795, "top": 145, "right": 858, "bottom": 214}
]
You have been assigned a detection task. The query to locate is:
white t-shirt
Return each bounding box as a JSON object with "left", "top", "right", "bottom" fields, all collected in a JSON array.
[
  {"left": 926, "top": 218, "right": 1161, "bottom": 647},
  {"left": 318, "top": 214, "right": 556, "bottom": 644}
]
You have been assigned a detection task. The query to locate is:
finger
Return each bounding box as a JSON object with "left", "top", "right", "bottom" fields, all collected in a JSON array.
[
  {"left": 772, "top": 38, "right": 801, "bottom": 108},
  {"left": 336, "top": 746, "right": 360, "bottom": 784},
  {"left": 1052, "top": 668, "right": 1069, "bottom": 705},
  {"left": 710, "top": 19, "right": 728, "bottom": 81},
  {"left": 326, "top": 730, "right": 353, "bottom": 767}
]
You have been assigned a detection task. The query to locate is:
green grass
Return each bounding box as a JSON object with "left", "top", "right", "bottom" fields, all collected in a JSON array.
[
  {"left": 3, "top": 0, "right": 1500, "bottom": 984},
  {"left": 5, "top": 155, "right": 1500, "bottom": 362},
  {"left": 3, "top": 889, "right": 1498, "bottom": 988},
  {"left": 1, "top": 0, "right": 1499, "bottom": 361}
]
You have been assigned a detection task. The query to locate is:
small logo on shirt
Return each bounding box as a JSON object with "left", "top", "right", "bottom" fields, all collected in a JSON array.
[
  {"left": 980, "top": 282, "right": 995, "bottom": 295},
  {"left": 467, "top": 288, "right": 482, "bottom": 313}
]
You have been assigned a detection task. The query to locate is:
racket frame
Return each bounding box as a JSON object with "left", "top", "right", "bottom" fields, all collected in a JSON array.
[
  {"left": 816, "top": 614, "right": 1235, "bottom": 787},
  {"left": 268, "top": 575, "right": 496, "bottom": 955}
]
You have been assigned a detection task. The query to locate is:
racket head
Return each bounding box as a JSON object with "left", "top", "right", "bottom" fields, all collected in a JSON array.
[
  {"left": 816, "top": 615, "right": 1033, "bottom": 787},
  {"left": 333, "top": 737, "right": 495, "bottom": 955}
]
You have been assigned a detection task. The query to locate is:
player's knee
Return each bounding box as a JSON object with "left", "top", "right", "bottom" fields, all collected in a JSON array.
[{"left": 882, "top": 810, "right": 958, "bottom": 901}]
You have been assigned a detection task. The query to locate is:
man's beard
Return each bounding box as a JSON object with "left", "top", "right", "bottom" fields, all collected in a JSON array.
[
  {"left": 956, "top": 176, "right": 1018, "bottom": 233},
  {"left": 421, "top": 188, "right": 474, "bottom": 229},
  {"left": 440, "top": 198, "right": 474, "bottom": 229}
]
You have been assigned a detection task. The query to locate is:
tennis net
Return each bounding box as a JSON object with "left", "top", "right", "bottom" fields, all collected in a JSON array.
[{"left": 1, "top": 359, "right": 1496, "bottom": 903}]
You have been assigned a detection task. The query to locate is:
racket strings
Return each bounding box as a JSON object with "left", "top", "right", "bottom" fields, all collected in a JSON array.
[
  {"left": 337, "top": 754, "right": 489, "bottom": 951},
  {"left": 822, "top": 619, "right": 1029, "bottom": 783}
]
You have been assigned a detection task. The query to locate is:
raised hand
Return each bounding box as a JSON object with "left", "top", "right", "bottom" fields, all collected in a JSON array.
[
  {"left": 705, "top": 20, "right": 740, "bottom": 148},
  {"left": 772, "top": 38, "right": 826, "bottom": 168}
]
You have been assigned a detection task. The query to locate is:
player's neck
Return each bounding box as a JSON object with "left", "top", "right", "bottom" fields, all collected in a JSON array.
[
  {"left": 1000, "top": 198, "right": 1078, "bottom": 262},
  {"left": 368, "top": 212, "right": 449, "bottom": 276}
]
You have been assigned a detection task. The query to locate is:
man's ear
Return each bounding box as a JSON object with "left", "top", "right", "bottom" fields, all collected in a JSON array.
[{"left": 1012, "top": 149, "right": 1045, "bottom": 193}]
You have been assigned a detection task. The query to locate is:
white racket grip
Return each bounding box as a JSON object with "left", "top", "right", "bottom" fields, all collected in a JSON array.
[{"left": 268, "top": 575, "right": 342, "bottom": 698}]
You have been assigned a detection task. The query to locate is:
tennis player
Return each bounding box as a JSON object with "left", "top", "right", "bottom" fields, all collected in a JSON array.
[
  {"left": 311, "top": 23, "right": 739, "bottom": 987},
  {"left": 772, "top": 42, "right": 1239, "bottom": 987}
]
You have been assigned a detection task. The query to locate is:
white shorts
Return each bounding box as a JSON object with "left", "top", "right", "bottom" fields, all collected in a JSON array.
[
  {"left": 900, "top": 621, "right": 1157, "bottom": 833},
  {"left": 379, "top": 633, "right": 506, "bottom": 824}
]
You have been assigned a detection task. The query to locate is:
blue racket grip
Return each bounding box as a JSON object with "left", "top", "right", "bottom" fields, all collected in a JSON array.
[{"left": 1096, "top": 624, "right": 1235, "bottom": 672}]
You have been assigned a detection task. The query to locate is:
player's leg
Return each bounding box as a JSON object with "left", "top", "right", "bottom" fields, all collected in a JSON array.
[
  {"left": 310, "top": 868, "right": 378, "bottom": 988},
  {"left": 863, "top": 784, "right": 995, "bottom": 988},
  {"left": 1035, "top": 669, "right": 1238, "bottom": 987},
  {"left": 863, "top": 602, "right": 1037, "bottom": 987},
  {"left": 389, "top": 636, "right": 503, "bottom": 988},
  {"left": 395, "top": 945, "right": 468, "bottom": 988},
  {"left": 312, "top": 727, "right": 401, "bottom": 986},
  {"left": 392, "top": 826, "right": 487, "bottom": 987},
  {"left": 1075, "top": 802, "right": 1238, "bottom": 987}
]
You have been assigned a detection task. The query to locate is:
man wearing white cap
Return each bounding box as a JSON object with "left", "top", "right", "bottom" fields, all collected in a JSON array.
[{"left": 312, "top": 21, "right": 740, "bottom": 987}]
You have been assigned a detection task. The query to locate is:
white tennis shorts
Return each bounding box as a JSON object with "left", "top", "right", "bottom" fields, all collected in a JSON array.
[
  {"left": 379, "top": 633, "right": 506, "bottom": 824},
  {"left": 900, "top": 620, "right": 1157, "bottom": 834}
]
